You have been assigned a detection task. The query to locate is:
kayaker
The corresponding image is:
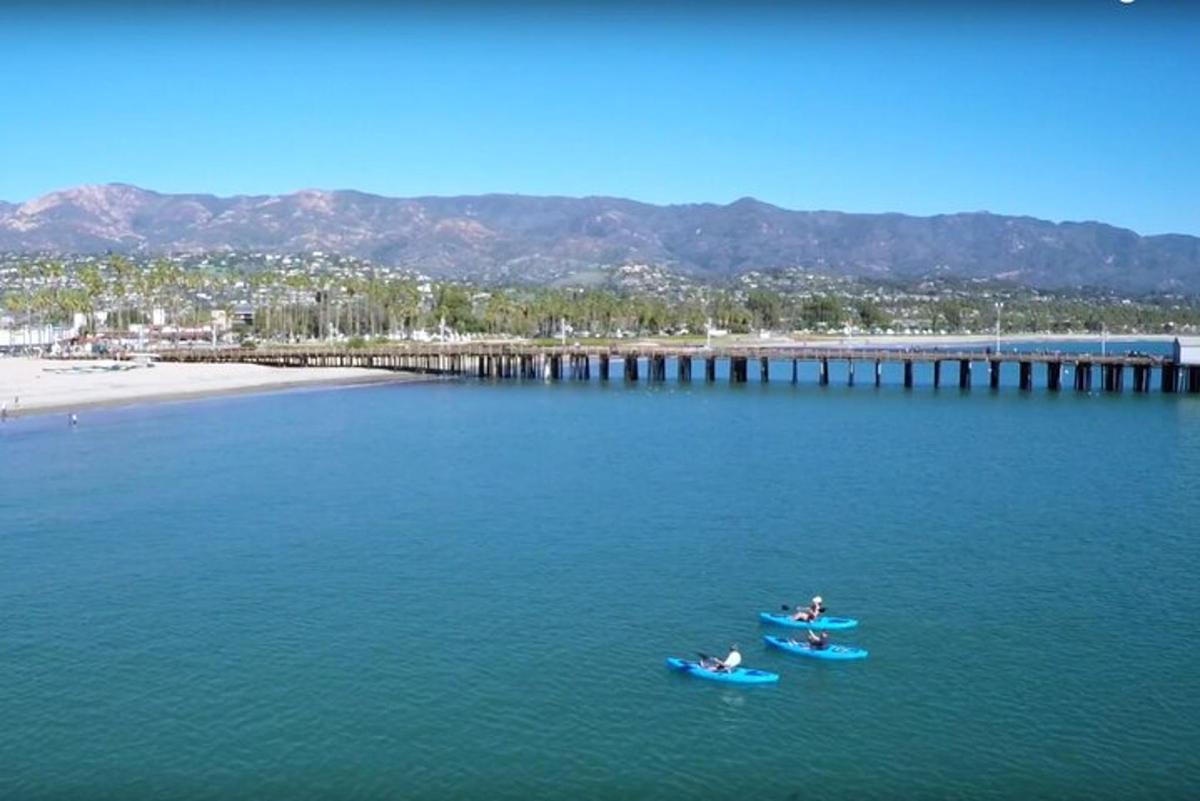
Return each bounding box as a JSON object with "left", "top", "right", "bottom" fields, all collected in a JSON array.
[
  {"left": 805, "top": 630, "right": 830, "bottom": 650},
  {"left": 791, "top": 595, "right": 824, "bottom": 622},
  {"left": 703, "top": 645, "right": 742, "bottom": 673},
  {"left": 719, "top": 645, "right": 742, "bottom": 672}
]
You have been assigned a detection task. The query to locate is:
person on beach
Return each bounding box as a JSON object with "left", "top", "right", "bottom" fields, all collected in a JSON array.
[
  {"left": 1, "top": 402, "right": 7, "bottom": 421},
  {"left": 791, "top": 595, "right": 824, "bottom": 622},
  {"left": 69, "top": 413, "right": 78, "bottom": 427},
  {"left": 701, "top": 645, "right": 742, "bottom": 673}
]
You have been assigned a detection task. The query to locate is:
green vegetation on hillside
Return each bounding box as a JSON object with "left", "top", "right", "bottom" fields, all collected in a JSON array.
[{"left": 2, "top": 253, "right": 1198, "bottom": 342}]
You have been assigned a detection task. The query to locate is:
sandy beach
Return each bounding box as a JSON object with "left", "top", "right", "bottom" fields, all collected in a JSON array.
[{"left": 0, "top": 358, "right": 425, "bottom": 417}]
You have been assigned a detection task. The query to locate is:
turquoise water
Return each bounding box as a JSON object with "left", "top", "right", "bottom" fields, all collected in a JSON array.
[{"left": 3, "top": 361, "right": 1200, "bottom": 800}]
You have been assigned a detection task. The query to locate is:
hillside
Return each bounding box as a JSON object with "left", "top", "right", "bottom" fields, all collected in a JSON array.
[{"left": 1, "top": 184, "right": 1197, "bottom": 292}]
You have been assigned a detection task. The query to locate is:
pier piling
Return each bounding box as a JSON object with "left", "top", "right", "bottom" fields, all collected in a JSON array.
[
  {"left": 1047, "top": 361, "right": 1062, "bottom": 391},
  {"left": 1102, "top": 364, "right": 1125, "bottom": 392},
  {"left": 1075, "top": 362, "right": 1091, "bottom": 391},
  {"left": 730, "top": 357, "right": 748, "bottom": 383},
  {"left": 1132, "top": 364, "right": 1148, "bottom": 393},
  {"left": 1162, "top": 362, "right": 1178, "bottom": 393},
  {"left": 1019, "top": 361, "right": 1033, "bottom": 391}
]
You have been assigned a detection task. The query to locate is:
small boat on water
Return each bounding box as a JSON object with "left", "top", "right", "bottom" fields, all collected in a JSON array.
[
  {"left": 758, "top": 612, "right": 859, "bottom": 630},
  {"left": 763, "top": 635, "right": 868, "bottom": 660},
  {"left": 665, "top": 658, "right": 779, "bottom": 685}
]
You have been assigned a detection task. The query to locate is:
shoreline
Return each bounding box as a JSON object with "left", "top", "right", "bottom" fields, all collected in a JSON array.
[
  {"left": 17, "top": 373, "right": 432, "bottom": 419},
  {"left": 0, "top": 359, "right": 434, "bottom": 421}
]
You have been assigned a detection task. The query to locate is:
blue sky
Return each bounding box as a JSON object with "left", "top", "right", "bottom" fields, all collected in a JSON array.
[{"left": 2, "top": 1, "right": 1197, "bottom": 235}]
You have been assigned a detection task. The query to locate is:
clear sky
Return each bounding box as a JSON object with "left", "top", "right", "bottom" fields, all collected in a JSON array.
[{"left": 2, "top": 1, "right": 1197, "bottom": 235}]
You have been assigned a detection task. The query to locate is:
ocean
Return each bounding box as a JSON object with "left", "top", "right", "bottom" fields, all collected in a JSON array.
[{"left": 2, "top": 342, "right": 1198, "bottom": 800}]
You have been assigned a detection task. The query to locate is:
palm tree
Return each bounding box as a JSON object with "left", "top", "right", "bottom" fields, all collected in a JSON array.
[
  {"left": 78, "top": 265, "right": 105, "bottom": 333},
  {"left": 109, "top": 255, "right": 136, "bottom": 334},
  {"left": 283, "top": 273, "right": 312, "bottom": 341},
  {"left": 392, "top": 281, "right": 420, "bottom": 337}
]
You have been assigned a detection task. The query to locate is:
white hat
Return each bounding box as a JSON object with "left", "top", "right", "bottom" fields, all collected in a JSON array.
[{"left": 812, "top": 596, "right": 823, "bottom": 604}]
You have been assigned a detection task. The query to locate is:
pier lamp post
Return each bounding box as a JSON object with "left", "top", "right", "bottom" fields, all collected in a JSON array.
[{"left": 994, "top": 302, "right": 1003, "bottom": 352}]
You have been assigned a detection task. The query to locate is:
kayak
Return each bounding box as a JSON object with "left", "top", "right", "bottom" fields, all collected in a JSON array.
[
  {"left": 759, "top": 612, "right": 859, "bottom": 630},
  {"left": 763, "top": 635, "right": 868, "bottom": 660},
  {"left": 665, "top": 658, "right": 780, "bottom": 685}
]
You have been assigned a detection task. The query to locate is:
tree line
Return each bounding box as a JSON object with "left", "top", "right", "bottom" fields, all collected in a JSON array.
[{"left": 3, "top": 257, "right": 1198, "bottom": 342}]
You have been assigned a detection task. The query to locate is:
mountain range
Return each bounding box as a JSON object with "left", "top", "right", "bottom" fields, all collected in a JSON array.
[{"left": 2, "top": 184, "right": 1197, "bottom": 293}]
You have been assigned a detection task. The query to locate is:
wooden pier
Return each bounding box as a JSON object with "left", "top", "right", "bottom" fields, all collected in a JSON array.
[{"left": 154, "top": 344, "right": 1200, "bottom": 394}]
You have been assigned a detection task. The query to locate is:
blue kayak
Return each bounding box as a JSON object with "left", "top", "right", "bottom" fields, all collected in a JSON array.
[
  {"left": 763, "top": 635, "right": 868, "bottom": 660},
  {"left": 665, "top": 658, "right": 780, "bottom": 685},
  {"left": 759, "top": 612, "right": 859, "bottom": 630}
]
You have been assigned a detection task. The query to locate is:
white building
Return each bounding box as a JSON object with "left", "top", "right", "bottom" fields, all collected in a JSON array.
[
  {"left": 0, "top": 326, "right": 72, "bottom": 350},
  {"left": 1173, "top": 337, "right": 1200, "bottom": 365}
]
